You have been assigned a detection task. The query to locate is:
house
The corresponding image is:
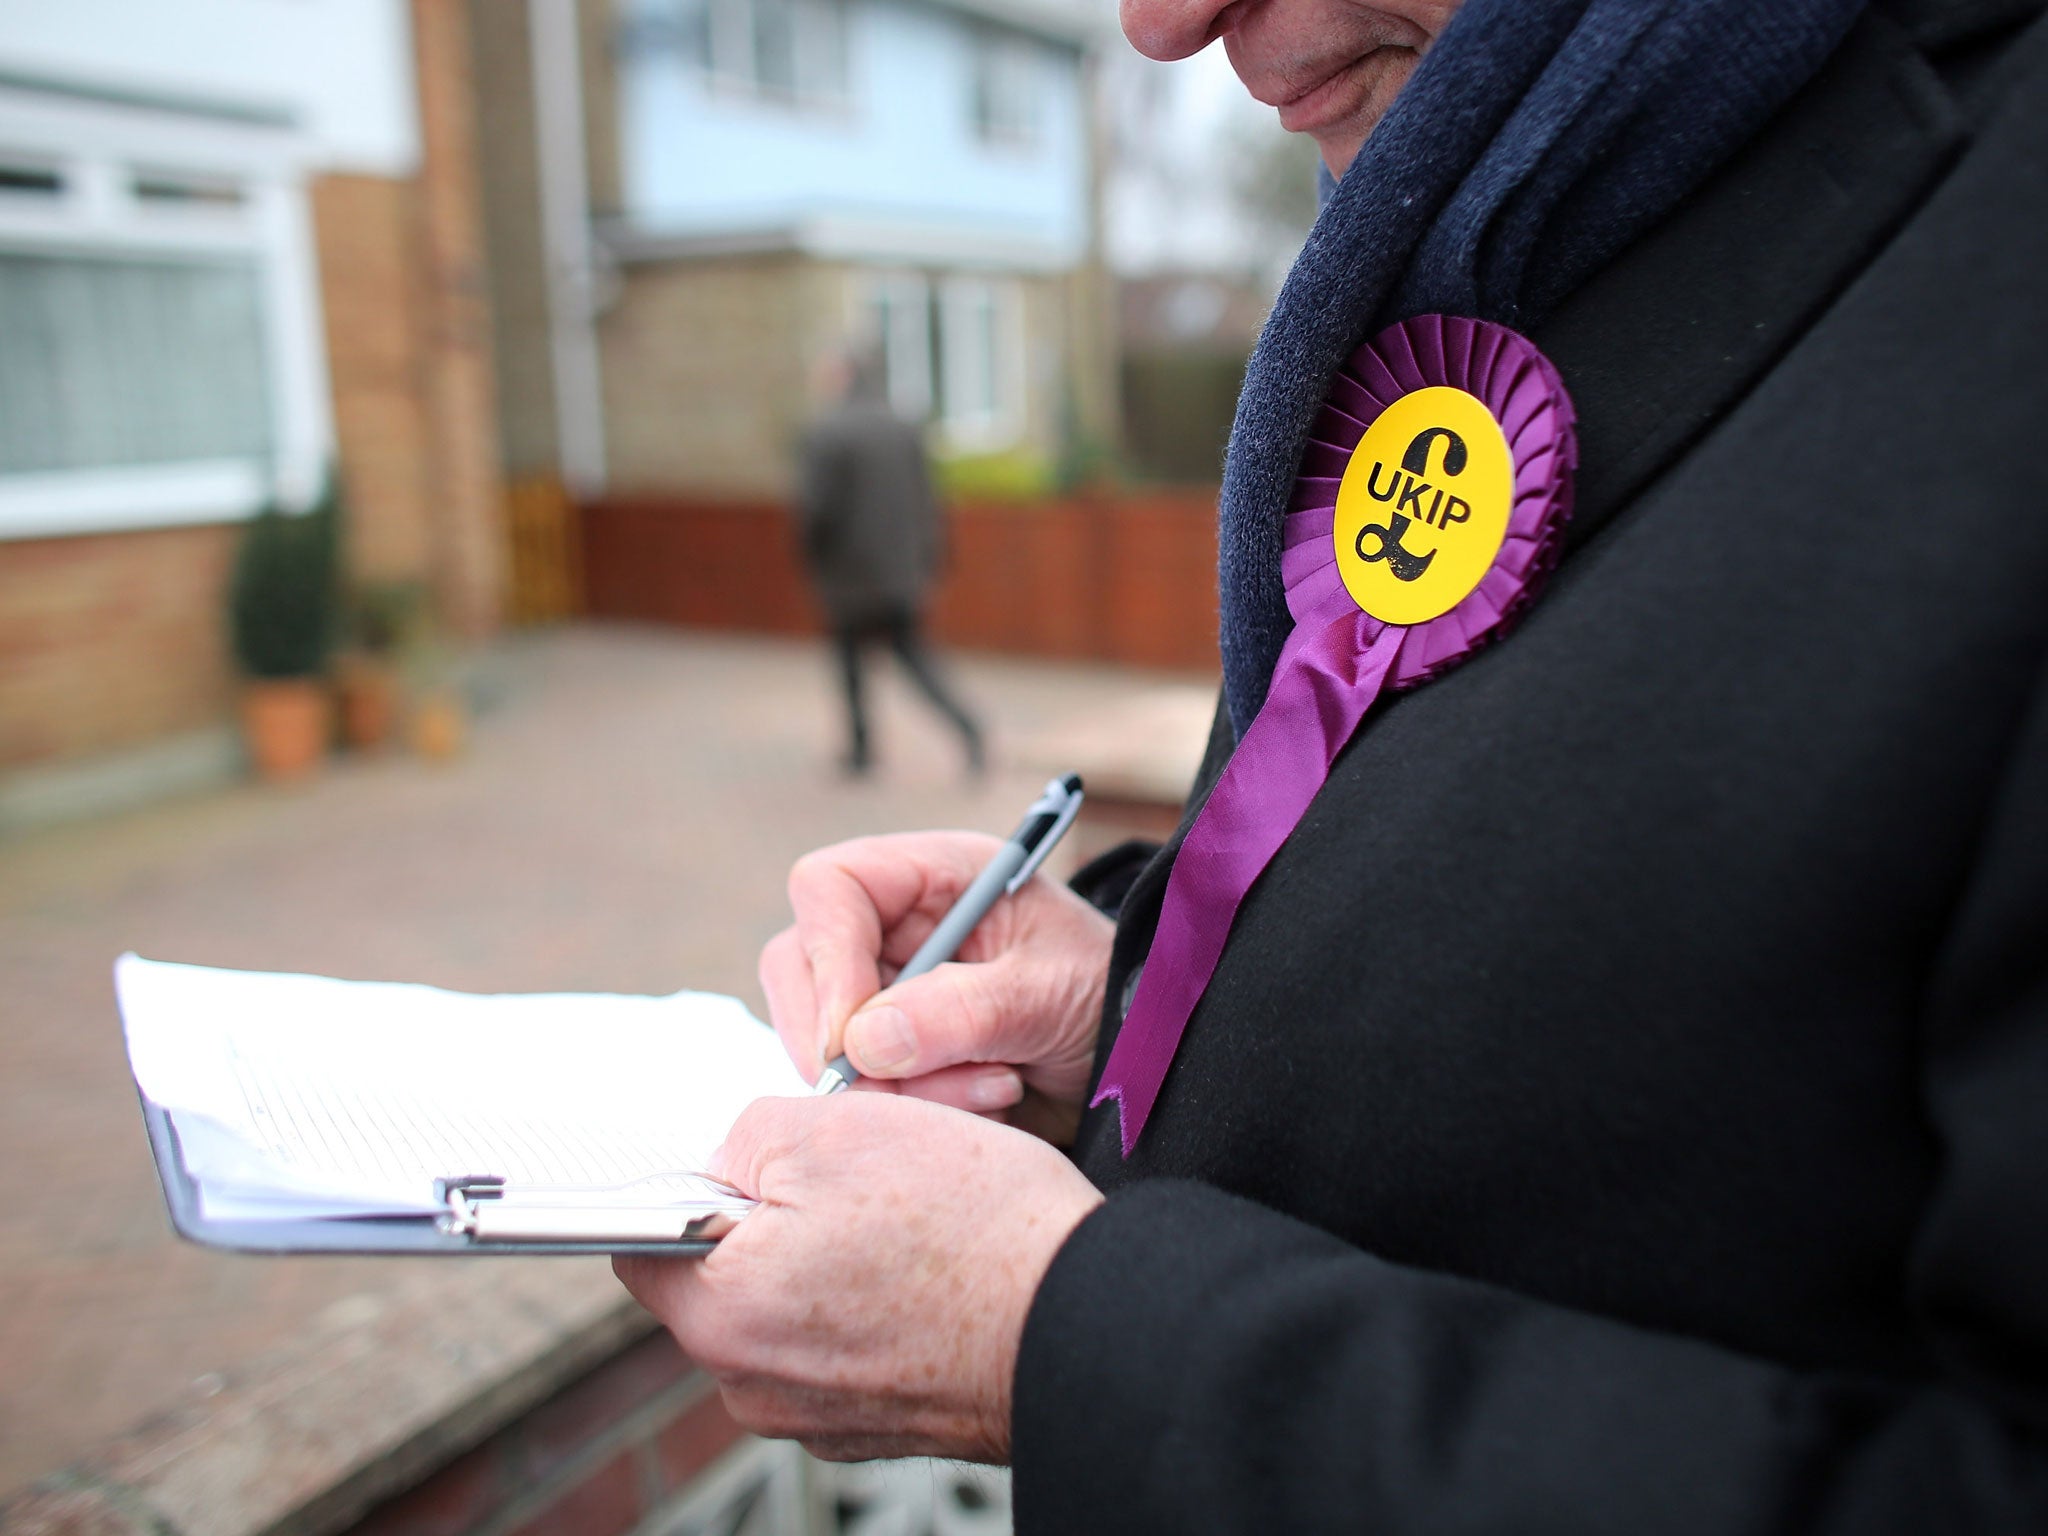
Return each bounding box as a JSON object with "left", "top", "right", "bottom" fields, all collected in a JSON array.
[
  {"left": 0, "top": 0, "right": 504, "bottom": 825},
  {"left": 469, "top": 0, "right": 1118, "bottom": 508}
]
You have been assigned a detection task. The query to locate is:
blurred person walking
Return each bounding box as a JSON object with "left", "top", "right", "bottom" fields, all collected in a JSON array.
[{"left": 797, "top": 348, "right": 984, "bottom": 778}]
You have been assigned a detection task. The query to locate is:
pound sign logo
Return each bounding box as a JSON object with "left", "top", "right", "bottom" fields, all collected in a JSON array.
[
  {"left": 1351, "top": 426, "right": 1478, "bottom": 583},
  {"left": 1354, "top": 511, "right": 1435, "bottom": 582},
  {"left": 1333, "top": 388, "right": 1513, "bottom": 625}
]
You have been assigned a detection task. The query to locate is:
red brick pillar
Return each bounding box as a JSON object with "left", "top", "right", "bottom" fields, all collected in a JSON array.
[{"left": 409, "top": 0, "right": 507, "bottom": 642}]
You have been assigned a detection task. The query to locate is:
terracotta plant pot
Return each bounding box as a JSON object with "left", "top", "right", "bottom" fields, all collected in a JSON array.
[
  {"left": 335, "top": 657, "right": 399, "bottom": 752},
  {"left": 241, "top": 678, "right": 330, "bottom": 783},
  {"left": 410, "top": 689, "right": 467, "bottom": 761}
]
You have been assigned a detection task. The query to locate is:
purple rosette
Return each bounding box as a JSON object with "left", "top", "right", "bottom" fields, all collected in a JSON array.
[{"left": 1093, "top": 315, "right": 1578, "bottom": 1155}]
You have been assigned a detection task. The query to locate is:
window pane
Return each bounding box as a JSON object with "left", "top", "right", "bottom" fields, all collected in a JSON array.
[
  {"left": 793, "top": 0, "right": 847, "bottom": 103},
  {"left": 131, "top": 172, "right": 246, "bottom": 208},
  {"left": 865, "top": 276, "right": 931, "bottom": 419},
  {"left": 972, "top": 33, "right": 1039, "bottom": 147},
  {"left": 707, "top": 0, "right": 755, "bottom": 84},
  {"left": 0, "top": 251, "right": 271, "bottom": 475},
  {"left": 958, "top": 290, "right": 995, "bottom": 423},
  {"left": 699, "top": 0, "right": 843, "bottom": 104},
  {"left": 934, "top": 278, "right": 1024, "bottom": 446},
  {"left": 753, "top": 0, "right": 798, "bottom": 97}
]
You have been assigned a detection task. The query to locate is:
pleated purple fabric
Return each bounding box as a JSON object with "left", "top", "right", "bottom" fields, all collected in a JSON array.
[{"left": 1093, "top": 316, "right": 1578, "bottom": 1155}]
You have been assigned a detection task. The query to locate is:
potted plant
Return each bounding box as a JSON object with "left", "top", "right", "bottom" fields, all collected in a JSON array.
[
  {"left": 336, "top": 580, "right": 424, "bottom": 752},
  {"left": 229, "top": 486, "right": 338, "bottom": 782},
  {"left": 403, "top": 625, "right": 470, "bottom": 763}
]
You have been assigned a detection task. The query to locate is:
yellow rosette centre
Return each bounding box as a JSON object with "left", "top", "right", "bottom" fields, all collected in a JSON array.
[{"left": 1333, "top": 385, "right": 1515, "bottom": 626}]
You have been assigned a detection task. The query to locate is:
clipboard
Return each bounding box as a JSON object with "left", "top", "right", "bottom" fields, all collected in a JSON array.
[{"left": 141, "top": 1094, "right": 731, "bottom": 1256}]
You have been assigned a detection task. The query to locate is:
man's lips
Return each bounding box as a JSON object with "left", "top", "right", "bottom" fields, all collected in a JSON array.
[{"left": 1268, "top": 53, "right": 1381, "bottom": 133}]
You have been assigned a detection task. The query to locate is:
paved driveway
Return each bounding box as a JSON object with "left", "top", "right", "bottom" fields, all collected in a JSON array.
[{"left": 0, "top": 626, "right": 1209, "bottom": 1498}]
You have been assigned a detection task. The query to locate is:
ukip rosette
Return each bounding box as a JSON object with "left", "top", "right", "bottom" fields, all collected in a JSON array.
[
  {"left": 1093, "top": 314, "right": 1578, "bottom": 1154},
  {"left": 1288, "top": 313, "right": 1577, "bottom": 672}
]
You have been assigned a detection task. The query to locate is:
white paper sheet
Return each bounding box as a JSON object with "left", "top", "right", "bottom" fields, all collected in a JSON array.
[{"left": 116, "top": 954, "right": 808, "bottom": 1222}]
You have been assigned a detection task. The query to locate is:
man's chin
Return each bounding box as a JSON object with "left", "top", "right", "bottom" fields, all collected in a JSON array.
[{"left": 1307, "top": 52, "right": 1424, "bottom": 181}]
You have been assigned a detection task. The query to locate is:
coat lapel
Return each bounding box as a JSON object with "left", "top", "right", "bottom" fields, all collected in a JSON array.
[{"left": 1535, "top": 7, "right": 1969, "bottom": 558}]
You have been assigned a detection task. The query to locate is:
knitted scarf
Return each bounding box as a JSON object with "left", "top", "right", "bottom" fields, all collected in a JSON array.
[{"left": 1217, "top": 0, "right": 1869, "bottom": 735}]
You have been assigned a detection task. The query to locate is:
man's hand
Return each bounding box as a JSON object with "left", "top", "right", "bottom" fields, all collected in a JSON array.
[
  {"left": 615, "top": 1092, "right": 1103, "bottom": 1463},
  {"left": 759, "top": 832, "right": 1114, "bottom": 1144}
]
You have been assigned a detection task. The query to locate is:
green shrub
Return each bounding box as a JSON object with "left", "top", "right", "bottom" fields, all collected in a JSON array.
[
  {"left": 229, "top": 484, "right": 339, "bottom": 679},
  {"left": 347, "top": 579, "right": 430, "bottom": 657},
  {"left": 935, "top": 447, "right": 1058, "bottom": 503}
]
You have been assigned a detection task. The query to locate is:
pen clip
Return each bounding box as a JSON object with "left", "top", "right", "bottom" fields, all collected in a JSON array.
[{"left": 1006, "top": 776, "right": 1085, "bottom": 894}]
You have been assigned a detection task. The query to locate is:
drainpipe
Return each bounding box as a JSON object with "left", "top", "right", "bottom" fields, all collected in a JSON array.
[{"left": 528, "top": 0, "right": 607, "bottom": 496}]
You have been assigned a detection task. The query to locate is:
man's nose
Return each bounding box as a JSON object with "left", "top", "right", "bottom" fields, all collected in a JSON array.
[{"left": 1120, "top": 0, "right": 1238, "bottom": 61}]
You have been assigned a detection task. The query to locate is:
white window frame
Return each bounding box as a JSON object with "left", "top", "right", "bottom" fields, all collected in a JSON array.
[
  {"left": 935, "top": 274, "right": 1025, "bottom": 450},
  {"left": 700, "top": 0, "right": 850, "bottom": 111},
  {"left": 864, "top": 270, "right": 933, "bottom": 421},
  {"left": 0, "top": 85, "right": 331, "bottom": 541},
  {"left": 851, "top": 270, "right": 1026, "bottom": 450},
  {"left": 969, "top": 29, "right": 1041, "bottom": 152}
]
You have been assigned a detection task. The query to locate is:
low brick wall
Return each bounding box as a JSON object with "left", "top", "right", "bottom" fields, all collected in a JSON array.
[
  {"left": 579, "top": 491, "right": 1222, "bottom": 674},
  {"left": 0, "top": 1283, "right": 755, "bottom": 1536},
  {"left": 0, "top": 1272, "right": 640, "bottom": 1536},
  {"left": 0, "top": 525, "right": 238, "bottom": 771},
  {"left": 341, "top": 1333, "right": 746, "bottom": 1536}
]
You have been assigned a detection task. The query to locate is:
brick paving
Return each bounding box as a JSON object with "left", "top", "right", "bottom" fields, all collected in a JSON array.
[{"left": 0, "top": 625, "right": 1210, "bottom": 1500}]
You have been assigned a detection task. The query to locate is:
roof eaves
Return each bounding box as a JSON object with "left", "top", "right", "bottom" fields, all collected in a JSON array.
[{"left": 914, "top": 0, "right": 1116, "bottom": 48}]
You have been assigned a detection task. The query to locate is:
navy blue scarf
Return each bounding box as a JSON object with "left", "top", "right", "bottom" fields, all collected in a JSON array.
[{"left": 1217, "top": 0, "right": 1868, "bottom": 735}]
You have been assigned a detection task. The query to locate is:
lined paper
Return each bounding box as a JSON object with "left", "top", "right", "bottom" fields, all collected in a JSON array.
[{"left": 116, "top": 955, "right": 808, "bottom": 1221}]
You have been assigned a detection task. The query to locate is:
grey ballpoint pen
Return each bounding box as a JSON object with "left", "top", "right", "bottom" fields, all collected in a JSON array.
[{"left": 812, "top": 773, "right": 1085, "bottom": 1094}]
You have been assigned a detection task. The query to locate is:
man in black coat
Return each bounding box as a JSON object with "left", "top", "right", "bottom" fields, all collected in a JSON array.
[
  {"left": 797, "top": 348, "right": 984, "bottom": 776},
  {"left": 618, "top": 0, "right": 2048, "bottom": 1529}
]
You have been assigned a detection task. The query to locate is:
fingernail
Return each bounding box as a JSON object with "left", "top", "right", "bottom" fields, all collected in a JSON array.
[
  {"left": 967, "top": 1069, "right": 1024, "bottom": 1112},
  {"left": 847, "top": 1005, "right": 915, "bottom": 1073},
  {"left": 707, "top": 1142, "right": 729, "bottom": 1181}
]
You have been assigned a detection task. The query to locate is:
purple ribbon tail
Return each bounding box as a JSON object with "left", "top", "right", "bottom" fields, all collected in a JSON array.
[
  {"left": 1092, "top": 620, "right": 1405, "bottom": 1154},
  {"left": 1091, "top": 317, "right": 1573, "bottom": 1157}
]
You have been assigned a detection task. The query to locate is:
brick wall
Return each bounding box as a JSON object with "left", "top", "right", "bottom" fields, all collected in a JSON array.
[
  {"left": 318, "top": 0, "right": 506, "bottom": 639},
  {"left": 341, "top": 1333, "right": 748, "bottom": 1536},
  {"left": 1014, "top": 272, "right": 1082, "bottom": 464},
  {"left": 316, "top": 172, "right": 441, "bottom": 586},
  {"left": 598, "top": 257, "right": 1085, "bottom": 502},
  {"left": 0, "top": 1, "right": 507, "bottom": 781},
  {"left": 466, "top": 0, "right": 559, "bottom": 482},
  {"left": 578, "top": 0, "right": 623, "bottom": 219},
  {"left": 580, "top": 491, "right": 1221, "bottom": 673},
  {"left": 0, "top": 526, "right": 238, "bottom": 768},
  {"left": 409, "top": 0, "right": 507, "bottom": 643},
  {"left": 599, "top": 256, "right": 824, "bottom": 500}
]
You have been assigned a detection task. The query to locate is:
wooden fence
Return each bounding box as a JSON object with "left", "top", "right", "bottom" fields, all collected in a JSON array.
[
  {"left": 504, "top": 474, "right": 585, "bottom": 625},
  {"left": 577, "top": 490, "right": 1222, "bottom": 674}
]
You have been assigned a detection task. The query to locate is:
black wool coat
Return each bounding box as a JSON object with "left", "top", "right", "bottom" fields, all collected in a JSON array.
[
  {"left": 795, "top": 398, "right": 943, "bottom": 628},
  {"left": 1014, "top": 3, "right": 2048, "bottom": 1531}
]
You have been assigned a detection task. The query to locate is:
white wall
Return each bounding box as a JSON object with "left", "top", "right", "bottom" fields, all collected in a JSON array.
[
  {"left": 0, "top": 0, "right": 417, "bottom": 175},
  {"left": 617, "top": 0, "right": 1090, "bottom": 269}
]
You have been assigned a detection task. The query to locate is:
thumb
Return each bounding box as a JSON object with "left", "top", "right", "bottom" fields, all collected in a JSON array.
[
  {"left": 711, "top": 1095, "right": 822, "bottom": 1200},
  {"left": 842, "top": 958, "right": 1034, "bottom": 1079}
]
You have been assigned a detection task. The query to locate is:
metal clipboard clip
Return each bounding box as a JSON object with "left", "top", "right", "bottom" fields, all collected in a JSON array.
[{"left": 435, "top": 1175, "right": 751, "bottom": 1246}]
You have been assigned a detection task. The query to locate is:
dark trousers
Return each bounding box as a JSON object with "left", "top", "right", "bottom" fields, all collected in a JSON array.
[{"left": 833, "top": 607, "right": 983, "bottom": 772}]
